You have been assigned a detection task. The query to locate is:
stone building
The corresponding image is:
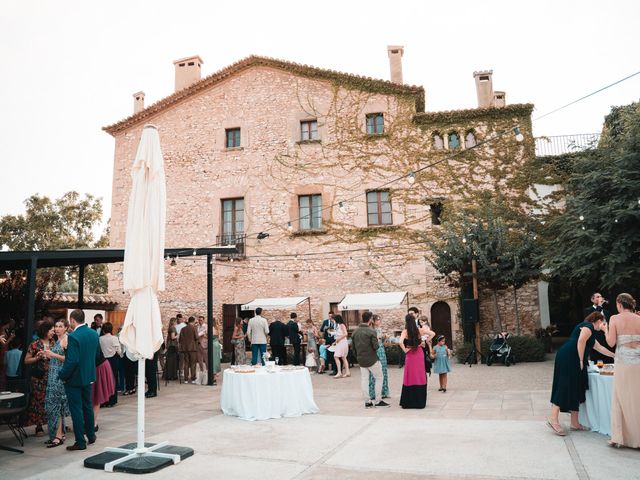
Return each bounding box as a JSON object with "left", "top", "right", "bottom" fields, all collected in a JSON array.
[{"left": 104, "top": 47, "right": 540, "bottom": 350}]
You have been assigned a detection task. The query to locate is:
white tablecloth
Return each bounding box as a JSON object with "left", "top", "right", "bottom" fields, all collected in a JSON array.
[
  {"left": 579, "top": 371, "right": 613, "bottom": 435},
  {"left": 220, "top": 368, "right": 319, "bottom": 421}
]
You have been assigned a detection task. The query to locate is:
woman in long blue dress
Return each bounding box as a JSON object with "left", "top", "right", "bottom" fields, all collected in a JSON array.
[
  {"left": 44, "top": 319, "right": 70, "bottom": 447},
  {"left": 368, "top": 314, "right": 389, "bottom": 399},
  {"left": 547, "top": 311, "right": 614, "bottom": 435}
]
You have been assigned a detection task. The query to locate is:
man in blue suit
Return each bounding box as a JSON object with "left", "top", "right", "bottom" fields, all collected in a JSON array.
[{"left": 58, "top": 309, "right": 99, "bottom": 451}]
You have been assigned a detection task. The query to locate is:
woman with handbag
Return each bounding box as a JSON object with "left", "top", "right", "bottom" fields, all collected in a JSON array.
[{"left": 24, "top": 319, "right": 55, "bottom": 436}]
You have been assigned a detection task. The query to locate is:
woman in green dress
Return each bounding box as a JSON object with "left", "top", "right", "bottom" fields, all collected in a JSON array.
[
  {"left": 211, "top": 324, "right": 222, "bottom": 385},
  {"left": 547, "top": 311, "right": 614, "bottom": 435}
]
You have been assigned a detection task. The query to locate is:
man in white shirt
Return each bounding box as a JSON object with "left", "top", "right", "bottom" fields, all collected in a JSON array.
[
  {"left": 247, "top": 308, "right": 269, "bottom": 365},
  {"left": 175, "top": 314, "right": 186, "bottom": 336}
]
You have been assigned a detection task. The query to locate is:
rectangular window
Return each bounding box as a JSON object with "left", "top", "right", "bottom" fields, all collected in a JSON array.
[
  {"left": 221, "top": 198, "right": 244, "bottom": 237},
  {"left": 366, "top": 113, "right": 384, "bottom": 134},
  {"left": 225, "top": 128, "right": 241, "bottom": 148},
  {"left": 300, "top": 120, "right": 319, "bottom": 141},
  {"left": 298, "top": 194, "right": 322, "bottom": 230},
  {"left": 367, "top": 191, "right": 392, "bottom": 225}
]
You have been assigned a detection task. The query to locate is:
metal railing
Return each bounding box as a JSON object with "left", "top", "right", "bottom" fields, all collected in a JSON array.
[
  {"left": 215, "top": 233, "right": 246, "bottom": 259},
  {"left": 535, "top": 133, "right": 600, "bottom": 157}
]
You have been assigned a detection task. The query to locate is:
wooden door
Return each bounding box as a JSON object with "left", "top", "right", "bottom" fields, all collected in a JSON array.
[
  {"left": 107, "top": 310, "right": 127, "bottom": 334},
  {"left": 222, "top": 304, "right": 238, "bottom": 353},
  {"left": 430, "top": 301, "right": 452, "bottom": 348}
]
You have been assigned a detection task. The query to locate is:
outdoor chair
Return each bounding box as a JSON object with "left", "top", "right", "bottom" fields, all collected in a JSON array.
[{"left": 0, "top": 378, "right": 30, "bottom": 453}]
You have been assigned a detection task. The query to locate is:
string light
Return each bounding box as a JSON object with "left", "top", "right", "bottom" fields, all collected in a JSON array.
[
  {"left": 513, "top": 127, "right": 524, "bottom": 142},
  {"left": 170, "top": 257, "right": 177, "bottom": 267},
  {"left": 338, "top": 201, "right": 347, "bottom": 214},
  {"left": 287, "top": 222, "right": 293, "bottom": 231},
  {"left": 407, "top": 172, "right": 416, "bottom": 185},
  {"left": 579, "top": 215, "right": 584, "bottom": 221}
]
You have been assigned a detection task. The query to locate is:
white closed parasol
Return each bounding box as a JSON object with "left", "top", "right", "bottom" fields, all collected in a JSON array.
[{"left": 103, "top": 125, "right": 180, "bottom": 472}]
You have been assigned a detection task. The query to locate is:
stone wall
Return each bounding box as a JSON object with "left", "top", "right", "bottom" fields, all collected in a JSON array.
[{"left": 106, "top": 64, "right": 539, "bottom": 348}]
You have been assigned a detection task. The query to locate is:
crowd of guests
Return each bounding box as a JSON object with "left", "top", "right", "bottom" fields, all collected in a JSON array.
[
  {"left": 548, "top": 292, "right": 640, "bottom": 449},
  {"left": 163, "top": 314, "right": 221, "bottom": 385}
]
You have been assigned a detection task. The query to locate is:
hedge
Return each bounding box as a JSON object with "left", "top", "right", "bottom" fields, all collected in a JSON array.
[{"left": 455, "top": 336, "right": 546, "bottom": 364}]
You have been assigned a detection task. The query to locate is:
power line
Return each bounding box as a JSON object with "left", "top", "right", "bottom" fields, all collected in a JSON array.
[{"left": 534, "top": 69, "right": 640, "bottom": 121}]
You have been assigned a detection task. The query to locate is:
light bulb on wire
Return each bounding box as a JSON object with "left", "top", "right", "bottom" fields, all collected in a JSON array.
[
  {"left": 579, "top": 215, "right": 584, "bottom": 221},
  {"left": 338, "top": 201, "right": 347, "bottom": 214},
  {"left": 513, "top": 127, "right": 524, "bottom": 142},
  {"left": 407, "top": 172, "right": 416, "bottom": 185},
  {"left": 287, "top": 221, "right": 293, "bottom": 231}
]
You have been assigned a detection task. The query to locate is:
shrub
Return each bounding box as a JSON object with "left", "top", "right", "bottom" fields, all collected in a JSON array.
[
  {"left": 384, "top": 344, "right": 404, "bottom": 365},
  {"left": 455, "top": 335, "right": 546, "bottom": 363}
]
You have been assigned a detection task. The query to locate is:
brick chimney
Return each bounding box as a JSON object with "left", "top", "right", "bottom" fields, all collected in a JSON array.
[
  {"left": 133, "top": 91, "right": 145, "bottom": 114},
  {"left": 493, "top": 91, "right": 506, "bottom": 107},
  {"left": 473, "top": 70, "right": 494, "bottom": 108},
  {"left": 387, "top": 46, "right": 404, "bottom": 84},
  {"left": 173, "top": 55, "right": 204, "bottom": 92}
]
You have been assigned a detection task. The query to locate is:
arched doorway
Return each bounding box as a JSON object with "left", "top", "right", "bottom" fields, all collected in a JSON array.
[{"left": 431, "top": 301, "right": 452, "bottom": 348}]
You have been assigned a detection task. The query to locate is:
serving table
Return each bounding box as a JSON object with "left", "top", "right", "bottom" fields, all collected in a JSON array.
[
  {"left": 578, "top": 369, "right": 613, "bottom": 435},
  {"left": 220, "top": 366, "right": 319, "bottom": 421}
]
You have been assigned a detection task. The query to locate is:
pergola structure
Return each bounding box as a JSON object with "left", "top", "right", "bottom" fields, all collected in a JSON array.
[{"left": 0, "top": 246, "right": 237, "bottom": 386}]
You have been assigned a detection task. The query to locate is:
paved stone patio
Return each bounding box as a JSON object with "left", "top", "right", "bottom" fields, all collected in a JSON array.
[{"left": 1, "top": 359, "right": 638, "bottom": 479}]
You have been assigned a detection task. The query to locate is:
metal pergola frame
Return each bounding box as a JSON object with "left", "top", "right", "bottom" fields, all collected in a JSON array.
[{"left": 0, "top": 246, "right": 237, "bottom": 386}]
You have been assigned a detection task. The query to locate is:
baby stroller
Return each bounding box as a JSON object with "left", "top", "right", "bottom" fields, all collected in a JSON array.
[{"left": 486, "top": 332, "right": 516, "bottom": 367}]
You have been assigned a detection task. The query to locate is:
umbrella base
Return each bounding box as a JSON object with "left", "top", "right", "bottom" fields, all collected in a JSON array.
[{"left": 84, "top": 442, "right": 194, "bottom": 473}]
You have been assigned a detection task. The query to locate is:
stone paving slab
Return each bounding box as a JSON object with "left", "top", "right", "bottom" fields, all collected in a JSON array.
[{"left": 1, "top": 359, "right": 638, "bottom": 480}]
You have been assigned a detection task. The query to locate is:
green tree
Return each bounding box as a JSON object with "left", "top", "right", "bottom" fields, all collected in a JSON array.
[
  {"left": 541, "top": 102, "right": 640, "bottom": 290},
  {"left": 0, "top": 191, "right": 108, "bottom": 293},
  {"left": 429, "top": 199, "right": 541, "bottom": 332}
]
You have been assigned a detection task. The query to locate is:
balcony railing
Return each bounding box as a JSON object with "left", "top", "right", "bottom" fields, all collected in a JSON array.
[
  {"left": 215, "top": 233, "right": 246, "bottom": 260},
  {"left": 535, "top": 133, "right": 600, "bottom": 157}
]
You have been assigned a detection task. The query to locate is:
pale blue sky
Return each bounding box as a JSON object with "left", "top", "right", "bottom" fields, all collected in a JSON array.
[{"left": 1, "top": 0, "right": 638, "bottom": 222}]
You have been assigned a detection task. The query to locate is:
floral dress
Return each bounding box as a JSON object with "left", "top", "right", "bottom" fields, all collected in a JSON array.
[
  {"left": 26, "top": 339, "right": 50, "bottom": 427},
  {"left": 45, "top": 339, "right": 69, "bottom": 440},
  {"left": 368, "top": 327, "right": 389, "bottom": 399}
]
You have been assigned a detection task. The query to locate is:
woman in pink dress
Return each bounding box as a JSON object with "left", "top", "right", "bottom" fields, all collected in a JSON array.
[
  {"left": 400, "top": 314, "right": 432, "bottom": 408},
  {"left": 92, "top": 347, "right": 115, "bottom": 432},
  {"left": 331, "top": 315, "right": 350, "bottom": 378},
  {"left": 604, "top": 293, "right": 640, "bottom": 448}
]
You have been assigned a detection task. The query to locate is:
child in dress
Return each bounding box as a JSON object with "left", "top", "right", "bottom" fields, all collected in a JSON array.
[
  {"left": 305, "top": 345, "right": 317, "bottom": 372},
  {"left": 317, "top": 338, "right": 327, "bottom": 374},
  {"left": 432, "top": 335, "right": 452, "bottom": 392}
]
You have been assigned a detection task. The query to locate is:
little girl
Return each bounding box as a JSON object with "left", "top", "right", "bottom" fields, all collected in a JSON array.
[
  {"left": 317, "top": 339, "right": 327, "bottom": 374},
  {"left": 305, "top": 345, "right": 318, "bottom": 372},
  {"left": 432, "top": 335, "right": 452, "bottom": 392}
]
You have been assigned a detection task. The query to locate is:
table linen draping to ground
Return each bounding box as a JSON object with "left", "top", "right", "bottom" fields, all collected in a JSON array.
[
  {"left": 220, "top": 368, "right": 319, "bottom": 421},
  {"left": 578, "top": 371, "right": 613, "bottom": 435}
]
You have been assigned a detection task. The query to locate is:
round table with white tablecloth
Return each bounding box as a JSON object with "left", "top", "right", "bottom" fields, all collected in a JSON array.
[
  {"left": 578, "top": 371, "right": 613, "bottom": 435},
  {"left": 220, "top": 367, "right": 319, "bottom": 421}
]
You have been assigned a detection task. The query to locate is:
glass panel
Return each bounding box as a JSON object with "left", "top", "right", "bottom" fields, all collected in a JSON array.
[
  {"left": 465, "top": 132, "right": 476, "bottom": 148},
  {"left": 381, "top": 212, "right": 392, "bottom": 224},
  {"left": 433, "top": 134, "right": 444, "bottom": 150},
  {"left": 376, "top": 114, "right": 384, "bottom": 133},
  {"left": 367, "top": 198, "right": 378, "bottom": 214},
  {"left": 311, "top": 195, "right": 322, "bottom": 228},
  {"left": 448, "top": 133, "right": 460, "bottom": 149},
  {"left": 366, "top": 115, "right": 374, "bottom": 134},
  {"left": 368, "top": 213, "right": 379, "bottom": 225},
  {"left": 366, "top": 191, "right": 377, "bottom": 203},
  {"left": 311, "top": 121, "right": 318, "bottom": 140},
  {"left": 299, "top": 195, "right": 310, "bottom": 230},
  {"left": 380, "top": 200, "right": 391, "bottom": 213},
  {"left": 379, "top": 191, "right": 389, "bottom": 202},
  {"left": 301, "top": 122, "right": 309, "bottom": 141}
]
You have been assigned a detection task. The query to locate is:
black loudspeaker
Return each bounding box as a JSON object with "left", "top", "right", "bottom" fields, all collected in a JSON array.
[{"left": 462, "top": 299, "right": 479, "bottom": 324}]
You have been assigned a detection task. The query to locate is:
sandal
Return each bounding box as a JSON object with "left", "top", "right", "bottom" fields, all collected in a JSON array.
[
  {"left": 608, "top": 441, "right": 622, "bottom": 449},
  {"left": 546, "top": 419, "right": 567, "bottom": 436},
  {"left": 570, "top": 424, "right": 590, "bottom": 431},
  {"left": 47, "top": 436, "right": 64, "bottom": 448}
]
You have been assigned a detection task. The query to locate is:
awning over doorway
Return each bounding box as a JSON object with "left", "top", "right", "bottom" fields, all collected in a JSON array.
[
  {"left": 337, "top": 291, "right": 408, "bottom": 311},
  {"left": 241, "top": 296, "right": 310, "bottom": 311}
]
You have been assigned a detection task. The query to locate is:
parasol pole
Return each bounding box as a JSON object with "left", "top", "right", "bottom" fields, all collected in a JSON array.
[{"left": 137, "top": 358, "right": 145, "bottom": 449}]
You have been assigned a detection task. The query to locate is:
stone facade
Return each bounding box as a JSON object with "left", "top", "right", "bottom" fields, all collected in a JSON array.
[{"left": 105, "top": 54, "right": 540, "bottom": 349}]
